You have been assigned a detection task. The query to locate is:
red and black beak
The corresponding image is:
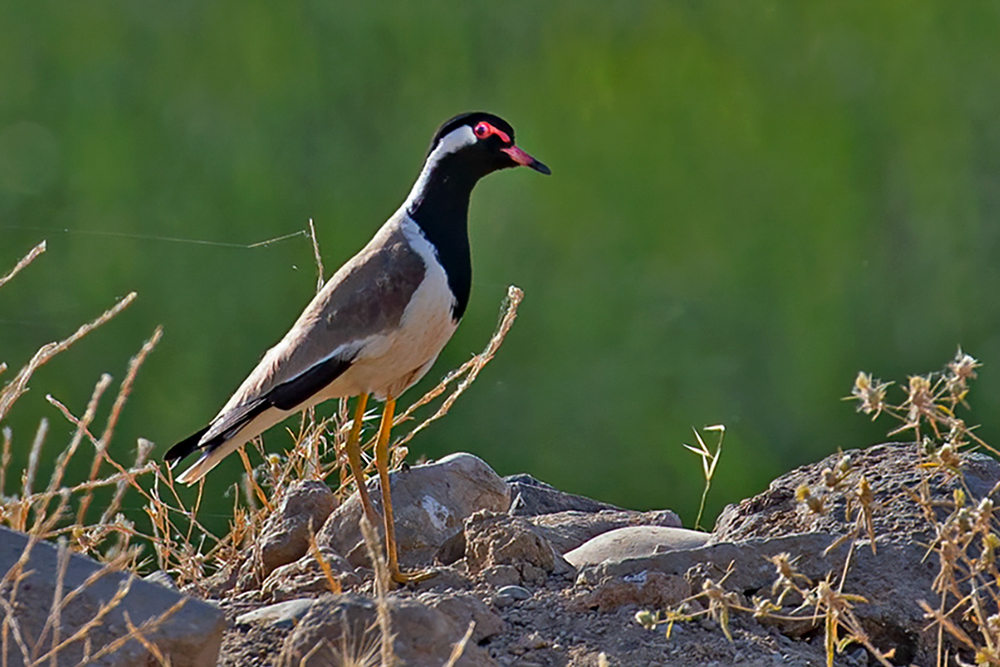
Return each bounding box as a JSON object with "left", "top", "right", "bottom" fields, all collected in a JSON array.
[{"left": 502, "top": 145, "right": 551, "bottom": 175}]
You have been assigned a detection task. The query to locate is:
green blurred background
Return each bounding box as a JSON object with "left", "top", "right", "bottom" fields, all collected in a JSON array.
[{"left": 2, "top": 2, "right": 999, "bottom": 532}]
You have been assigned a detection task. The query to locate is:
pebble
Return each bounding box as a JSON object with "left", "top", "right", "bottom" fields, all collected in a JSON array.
[
  {"left": 235, "top": 598, "right": 316, "bottom": 629},
  {"left": 498, "top": 585, "right": 532, "bottom": 600}
]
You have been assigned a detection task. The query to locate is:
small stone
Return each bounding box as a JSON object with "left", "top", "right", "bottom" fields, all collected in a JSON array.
[
  {"left": 235, "top": 598, "right": 316, "bottom": 628},
  {"left": 496, "top": 585, "right": 531, "bottom": 600},
  {"left": 575, "top": 571, "right": 690, "bottom": 613},
  {"left": 510, "top": 631, "right": 548, "bottom": 653},
  {"left": 482, "top": 565, "right": 522, "bottom": 588},
  {"left": 493, "top": 594, "right": 515, "bottom": 608}
]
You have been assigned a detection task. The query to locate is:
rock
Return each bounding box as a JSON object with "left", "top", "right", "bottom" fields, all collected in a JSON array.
[
  {"left": 235, "top": 598, "right": 317, "bottom": 628},
  {"left": 280, "top": 593, "right": 496, "bottom": 667},
  {"left": 318, "top": 453, "right": 510, "bottom": 568},
  {"left": 510, "top": 631, "right": 548, "bottom": 654},
  {"left": 591, "top": 529, "right": 936, "bottom": 658},
  {"left": 495, "top": 585, "right": 532, "bottom": 601},
  {"left": 480, "top": 564, "right": 522, "bottom": 588},
  {"left": 0, "top": 525, "right": 226, "bottom": 667},
  {"left": 435, "top": 528, "right": 468, "bottom": 565},
  {"left": 195, "top": 562, "right": 240, "bottom": 599},
  {"left": 464, "top": 512, "right": 572, "bottom": 581},
  {"left": 143, "top": 570, "right": 179, "bottom": 590},
  {"left": 574, "top": 570, "right": 690, "bottom": 612},
  {"left": 492, "top": 592, "right": 516, "bottom": 608},
  {"left": 529, "top": 509, "right": 683, "bottom": 554},
  {"left": 709, "top": 442, "right": 1000, "bottom": 666},
  {"left": 259, "top": 480, "right": 337, "bottom": 577},
  {"left": 504, "top": 474, "right": 623, "bottom": 516},
  {"left": 575, "top": 532, "right": 842, "bottom": 590},
  {"left": 711, "top": 442, "right": 1000, "bottom": 545},
  {"left": 564, "top": 526, "right": 710, "bottom": 568},
  {"left": 419, "top": 592, "right": 506, "bottom": 642},
  {"left": 261, "top": 547, "right": 361, "bottom": 602},
  {"left": 565, "top": 442, "right": 1000, "bottom": 666},
  {"left": 411, "top": 565, "right": 474, "bottom": 593}
]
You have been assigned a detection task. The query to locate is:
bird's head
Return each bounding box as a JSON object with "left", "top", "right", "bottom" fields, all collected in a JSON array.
[{"left": 425, "top": 112, "right": 551, "bottom": 180}]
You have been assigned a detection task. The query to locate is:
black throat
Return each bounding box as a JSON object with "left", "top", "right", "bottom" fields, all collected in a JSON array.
[{"left": 406, "top": 156, "right": 480, "bottom": 321}]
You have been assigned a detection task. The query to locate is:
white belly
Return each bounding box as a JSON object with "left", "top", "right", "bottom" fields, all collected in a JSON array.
[{"left": 324, "top": 222, "right": 460, "bottom": 401}]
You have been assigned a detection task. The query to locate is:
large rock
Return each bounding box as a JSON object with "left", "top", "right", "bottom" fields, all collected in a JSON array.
[
  {"left": 564, "top": 525, "right": 710, "bottom": 568},
  {"left": 279, "top": 593, "right": 496, "bottom": 667},
  {"left": 712, "top": 442, "right": 1000, "bottom": 544},
  {"left": 704, "top": 442, "right": 1000, "bottom": 666},
  {"left": 570, "top": 443, "right": 1000, "bottom": 666},
  {"left": 418, "top": 592, "right": 506, "bottom": 643},
  {"left": 261, "top": 547, "right": 362, "bottom": 601},
  {"left": 0, "top": 526, "right": 225, "bottom": 667},
  {"left": 463, "top": 512, "right": 572, "bottom": 585},
  {"left": 505, "top": 474, "right": 625, "bottom": 516},
  {"left": 259, "top": 480, "right": 337, "bottom": 577},
  {"left": 528, "top": 509, "right": 682, "bottom": 554},
  {"left": 318, "top": 453, "right": 510, "bottom": 567}
]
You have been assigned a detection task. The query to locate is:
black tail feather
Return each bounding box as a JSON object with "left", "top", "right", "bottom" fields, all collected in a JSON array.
[
  {"left": 163, "top": 356, "right": 351, "bottom": 469},
  {"left": 164, "top": 425, "right": 211, "bottom": 465}
]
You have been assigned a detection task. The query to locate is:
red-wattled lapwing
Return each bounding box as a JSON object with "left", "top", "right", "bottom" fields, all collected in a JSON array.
[{"left": 164, "top": 112, "right": 549, "bottom": 583}]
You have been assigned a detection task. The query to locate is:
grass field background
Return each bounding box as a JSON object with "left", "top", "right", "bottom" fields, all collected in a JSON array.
[{"left": 2, "top": 2, "right": 998, "bottom": 531}]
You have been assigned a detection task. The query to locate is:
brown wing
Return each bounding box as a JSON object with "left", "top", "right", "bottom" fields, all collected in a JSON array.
[{"left": 209, "top": 219, "right": 426, "bottom": 427}]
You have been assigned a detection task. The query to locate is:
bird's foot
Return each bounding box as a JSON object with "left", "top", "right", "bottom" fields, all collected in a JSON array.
[{"left": 390, "top": 566, "right": 438, "bottom": 585}]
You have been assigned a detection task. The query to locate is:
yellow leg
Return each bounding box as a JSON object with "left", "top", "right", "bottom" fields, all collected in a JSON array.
[
  {"left": 374, "top": 396, "right": 435, "bottom": 584},
  {"left": 345, "top": 394, "right": 379, "bottom": 527}
]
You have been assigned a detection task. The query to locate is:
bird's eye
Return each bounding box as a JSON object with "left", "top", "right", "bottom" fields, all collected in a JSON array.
[{"left": 474, "top": 122, "right": 491, "bottom": 139}]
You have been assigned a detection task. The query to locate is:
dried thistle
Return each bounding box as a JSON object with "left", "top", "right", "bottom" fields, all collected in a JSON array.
[{"left": 848, "top": 372, "right": 892, "bottom": 420}]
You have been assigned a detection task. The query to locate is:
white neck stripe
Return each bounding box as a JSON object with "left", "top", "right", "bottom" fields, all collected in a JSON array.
[{"left": 402, "top": 125, "right": 477, "bottom": 211}]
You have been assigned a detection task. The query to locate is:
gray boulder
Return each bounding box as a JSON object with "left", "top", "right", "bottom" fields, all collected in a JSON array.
[
  {"left": 505, "top": 474, "right": 624, "bottom": 516},
  {"left": 279, "top": 593, "right": 496, "bottom": 667},
  {"left": 0, "top": 526, "right": 225, "bottom": 667},
  {"left": 259, "top": 480, "right": 338, "bottom": 577},
  {"left": 529, "top": 509, "right": 683, "bottom": 554},
  {"left": 318, "top": 452, "right": 510, "bottom": 567}
]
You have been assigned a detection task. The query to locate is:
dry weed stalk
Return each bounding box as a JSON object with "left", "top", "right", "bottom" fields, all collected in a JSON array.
[
  {"left": 636, "top": 554, "right": 893, "bottom": 667},
  {"left": 682, "top": 425, "right": 724, "bottom": 531},
  {"left": 846, "top": 351, "right": 1000, "bottom": 666},
  {"left": 0, "top": 241, "right": 45, "bottom": 291},
  {"left": 360, "top": 517, "right": 397, "bottom": 667},
  {"left": 2, "top": 237, "right": 516, "bottom": 664},
  {"left": 224, "top": 284, "right": 525, "bottom": 589},
  {"left": 641, "top": 350, "right": 996, "bottom": 666},
  {"left": 1, "top": 244, "right": 185, "bottom": 664}
]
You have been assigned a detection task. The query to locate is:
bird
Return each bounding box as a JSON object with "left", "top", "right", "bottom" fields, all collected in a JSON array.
[{"left": 164, "top": 112, "right": 550, "bottom": 583}]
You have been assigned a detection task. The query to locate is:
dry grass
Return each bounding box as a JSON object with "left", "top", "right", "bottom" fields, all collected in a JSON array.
[
  {"left": 0, "top": 244, "right": 180, "bottom": 665},
  {"left": 0, "top": 237, "right": 520, "bottom": 665},
  {"left": 641, "top": 349, "right": 1000, "bottom": 667}
]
